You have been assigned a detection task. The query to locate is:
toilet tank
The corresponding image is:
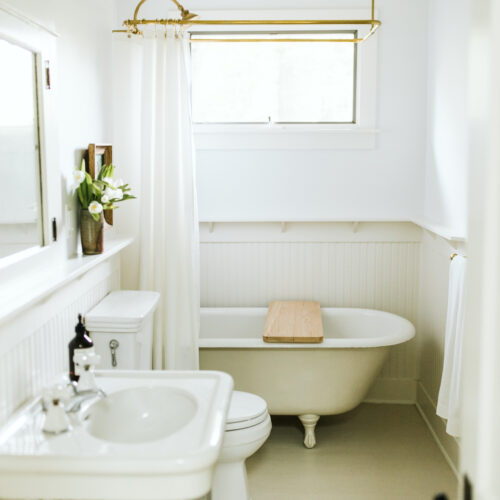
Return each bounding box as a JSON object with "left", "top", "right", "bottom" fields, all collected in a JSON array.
[{"left": 85, "top": 291, "right": 160, "bottom": 370}]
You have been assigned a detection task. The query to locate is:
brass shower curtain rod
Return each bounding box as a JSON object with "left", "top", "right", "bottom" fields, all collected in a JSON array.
[{"left": 113, "top": 0, "right": 381, "bottom": 43}]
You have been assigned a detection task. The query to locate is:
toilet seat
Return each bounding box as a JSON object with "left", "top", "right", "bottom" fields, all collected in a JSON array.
[{"left": 225, "top": 391, "right": 269, "bottom": 431}]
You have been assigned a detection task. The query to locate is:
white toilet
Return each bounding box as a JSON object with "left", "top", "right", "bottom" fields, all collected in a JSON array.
[
  {"left": 212, "top": 391, "right": 272, "bottom": 500},
  {"left": 86, "top": 292, "right": 271, "bottom": 500}
]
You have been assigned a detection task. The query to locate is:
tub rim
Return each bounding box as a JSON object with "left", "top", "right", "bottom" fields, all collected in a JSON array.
[{"left": 199, "top": 307, "right": 415, "bottom": 349}]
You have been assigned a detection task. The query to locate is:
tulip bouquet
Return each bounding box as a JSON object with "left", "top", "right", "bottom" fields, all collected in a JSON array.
[{"left": 74, "top": 160, "right": 135, "bottom": 221}]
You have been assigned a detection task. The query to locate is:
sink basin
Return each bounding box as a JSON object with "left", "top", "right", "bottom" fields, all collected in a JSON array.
[
  {"left": 0, "top": 370, "right": 233, "bottom": 500},
  {"left": 86, "top": 387, "right": 197, "bottom": 443}
]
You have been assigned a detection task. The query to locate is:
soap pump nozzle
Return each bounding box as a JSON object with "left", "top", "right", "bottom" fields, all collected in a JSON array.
[{"left": 75, "top": 314, "right": 86, "bottom": 336}]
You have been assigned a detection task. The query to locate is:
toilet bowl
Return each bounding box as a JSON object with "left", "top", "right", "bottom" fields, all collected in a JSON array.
[{"left": 212, "top": 391, "right": 272, "bottom": 500}]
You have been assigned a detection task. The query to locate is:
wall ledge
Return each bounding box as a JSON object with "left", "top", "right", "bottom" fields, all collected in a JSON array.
[
  {"left": 197, "top": 219, "right": 467, "bottom": 244},
  {"left": 0, "top": 237, "right": 133, "bottom": 327},
  {"left": 412, "top": 217, "right": 466, "bottom": 242}
]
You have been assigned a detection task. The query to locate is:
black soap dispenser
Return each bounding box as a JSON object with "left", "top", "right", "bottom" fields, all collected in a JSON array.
[{"left": 68, "top": 314, "right": 94, "bottom": 382}]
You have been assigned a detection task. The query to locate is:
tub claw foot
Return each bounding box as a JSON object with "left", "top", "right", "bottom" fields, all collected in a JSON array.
[{"left": 298, "top": 414, "right": 320, "bottom": 449}]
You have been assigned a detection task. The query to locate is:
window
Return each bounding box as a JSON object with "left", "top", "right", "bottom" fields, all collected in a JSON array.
[{"left": 191, "top": 32, "right": 357, "bottom": 124}]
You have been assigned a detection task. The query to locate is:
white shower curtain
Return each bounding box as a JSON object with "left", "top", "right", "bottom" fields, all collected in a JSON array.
[
  {"left": 135, "top": 27, "right": 199, "bottom": 370},
  {"left": 437, "top": 255, "right": 467, "bottom": 437}
]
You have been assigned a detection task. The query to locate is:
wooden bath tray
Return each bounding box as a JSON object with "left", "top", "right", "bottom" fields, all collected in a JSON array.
[{"left": 263, "top": 301, "right": 324, "bottom": 343}]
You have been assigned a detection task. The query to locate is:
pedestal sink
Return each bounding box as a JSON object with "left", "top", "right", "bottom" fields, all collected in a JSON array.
[{"left": 0, "top": 370, "right": 233, "bottom": 500}]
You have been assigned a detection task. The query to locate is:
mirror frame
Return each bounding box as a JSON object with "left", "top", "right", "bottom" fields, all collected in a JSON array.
[{"left": 0, "top": 5, "right": 60, "bottom": 274}]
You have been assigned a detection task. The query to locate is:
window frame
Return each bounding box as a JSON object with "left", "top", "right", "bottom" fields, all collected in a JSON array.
[
  {"left": 190, "top": 29, "right": 359, "bottom": 126},
  {"left": 187, "top": 9, "right": 379, "bottom": 150}
]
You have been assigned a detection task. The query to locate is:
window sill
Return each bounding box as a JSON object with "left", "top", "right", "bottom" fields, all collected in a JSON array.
[
  {"left": 193, "top": 125, "right": 378, "bottom": 150},
  {"left": 0, "top": 237, "right": 133, "bottom": 327}
]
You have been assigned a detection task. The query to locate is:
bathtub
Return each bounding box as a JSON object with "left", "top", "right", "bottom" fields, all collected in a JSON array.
[{"left": 199, "top": 307, "right": 415, "bottom": 448}]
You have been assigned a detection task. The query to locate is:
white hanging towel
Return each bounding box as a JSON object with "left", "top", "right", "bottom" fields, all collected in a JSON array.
[{"left": 437, "top": 254, "right": 467, "bottom": 437}]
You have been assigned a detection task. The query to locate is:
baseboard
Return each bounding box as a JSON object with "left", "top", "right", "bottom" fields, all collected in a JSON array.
[
  {"left": 416, "top": 382, "right": 460, "bottom": 477},
  {"left": 364, "top": 378, "right": 417, "bottom": 404}
]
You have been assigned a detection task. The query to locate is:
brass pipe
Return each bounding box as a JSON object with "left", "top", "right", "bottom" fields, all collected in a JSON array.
[
  {"left": 190, "top": 24, "right": 379, "bottom": 43},
  {"left": 124, "top": 19, "right": 382, "bottom": 27},
  {"left": 134, "top": 0, "right": 198, "bottom": 24},
  {"left": 118, "top": 0, "right": 381, "bottom": 43},
  {"left": 133, "top": 0, "right": 148, "bottom": 22}
]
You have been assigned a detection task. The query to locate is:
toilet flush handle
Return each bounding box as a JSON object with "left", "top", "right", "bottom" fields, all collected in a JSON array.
[{"left": 109, "top": 339, "right": 119, "bottom": 367}]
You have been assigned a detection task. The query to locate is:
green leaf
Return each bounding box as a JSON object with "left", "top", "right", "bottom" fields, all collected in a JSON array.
[
  {"left": 80, "top": 158, "right": 86, "bottom": 172},
  {"left": 77, "top": 187, "right": 86, "bottom": 208}
]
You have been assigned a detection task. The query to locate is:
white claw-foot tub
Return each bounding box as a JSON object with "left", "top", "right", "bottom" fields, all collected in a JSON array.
[{"left": 199, "top": 307, "right": 415, "bottom": 448}]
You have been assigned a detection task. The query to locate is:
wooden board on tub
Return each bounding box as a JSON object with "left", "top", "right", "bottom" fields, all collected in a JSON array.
[{"left": 263, "top": 301, "right": 324, "bottom": 343}]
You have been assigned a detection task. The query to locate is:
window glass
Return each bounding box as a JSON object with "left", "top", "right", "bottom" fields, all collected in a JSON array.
[{"left": 191, "top": 32, "right": 357, "bottom": 124}]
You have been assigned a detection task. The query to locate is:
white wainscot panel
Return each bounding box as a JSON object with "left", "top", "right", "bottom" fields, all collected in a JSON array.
[
  {"left": 0, "top": 257, "right": 120, "bottom": 425},
  {"left": 200, "top": 226, "right": 420, "bottom": 400}
]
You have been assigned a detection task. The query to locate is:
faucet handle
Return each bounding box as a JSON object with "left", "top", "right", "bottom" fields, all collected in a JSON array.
[
  {"left": 43, "top": 384, "right": 73, "bottom": 406},
  {"left": 42, "top": 385, "right": 72, "bottom": 434},
  {"left": 73, "top": 351, "right": 101, "bottom": 392},
  {"left": 73, "top": 351, "right": 101, "bottom": 375}
]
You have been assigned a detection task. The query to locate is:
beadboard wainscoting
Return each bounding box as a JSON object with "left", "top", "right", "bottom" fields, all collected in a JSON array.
[
  {"left": 0, "top": 255, "right": 120, "bottom": 426},
  {"left": 200, "top": 222, "right": 421, "bottom": 403},
  {"left": 416, "top": 230, "right": 464, "bottom": 474}
]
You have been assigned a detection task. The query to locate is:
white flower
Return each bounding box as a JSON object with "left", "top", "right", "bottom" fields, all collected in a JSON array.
[
  {"left": 103, "top": 177, "right": 118, "bottom": 188},
  {"left": 88, "top": 201, "right": 103, "bottom": 215},
  {"left": 74, "top": 170, "right": 85, "bottom": 186},
  {"left": 101, "top": 194, "right": 110, "bottom": 204},
  {"left": 104, "top": 187, "right": 123, "bottom": 201}
]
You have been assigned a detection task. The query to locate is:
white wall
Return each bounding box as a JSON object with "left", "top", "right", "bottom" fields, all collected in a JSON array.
[
  {"left": 423, "top": 0, "right": 469, "bottom": 237},
  {"left": 416, "top": 231, "right": 462, "bottom": 471},
  {"left": 409, "top": 0, "right": 471, "bottom": 474},
  {"left": 460, "top": 0, "right": 500, "bottom": 495},
  {"left": 0, "top": 258, "right": 119, "bottom": 426},
  {"left": 114, "top": 0, "right": 429, "bottom": 223},
  {"left": 0, "top": 0, "right": 117, "bottom": 422},
  {"left": 2, "top": 0, "right": 116, "bottom": 256}
]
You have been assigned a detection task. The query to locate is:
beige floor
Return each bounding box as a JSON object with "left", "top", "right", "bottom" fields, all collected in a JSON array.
[{"left": 247, "top": 404, "right": 458, "bottom": 500}]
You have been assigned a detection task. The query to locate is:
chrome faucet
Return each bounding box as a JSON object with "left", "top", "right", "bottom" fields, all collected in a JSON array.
[
  {"left": 65, "top": 382, "right": 106, "bottom": 414},
  {"left": 66, "top": 351, "right": 106, "bottom": 413},
  {"left": 42, "top": 350, "right": 106, "bottom": 433}
]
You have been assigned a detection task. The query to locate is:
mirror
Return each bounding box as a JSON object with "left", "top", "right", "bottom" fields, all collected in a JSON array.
[{"left": 0, "top": 38, "right": 44, "bottom": 259}]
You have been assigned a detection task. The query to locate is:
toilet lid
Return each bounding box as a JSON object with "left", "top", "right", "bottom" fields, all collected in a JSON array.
[
  {"left": 226, "top": 391, "right": 268, "bottom": 431},
  {"left": 85, "top": 291, "right": 160, "bottom": 331}
]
